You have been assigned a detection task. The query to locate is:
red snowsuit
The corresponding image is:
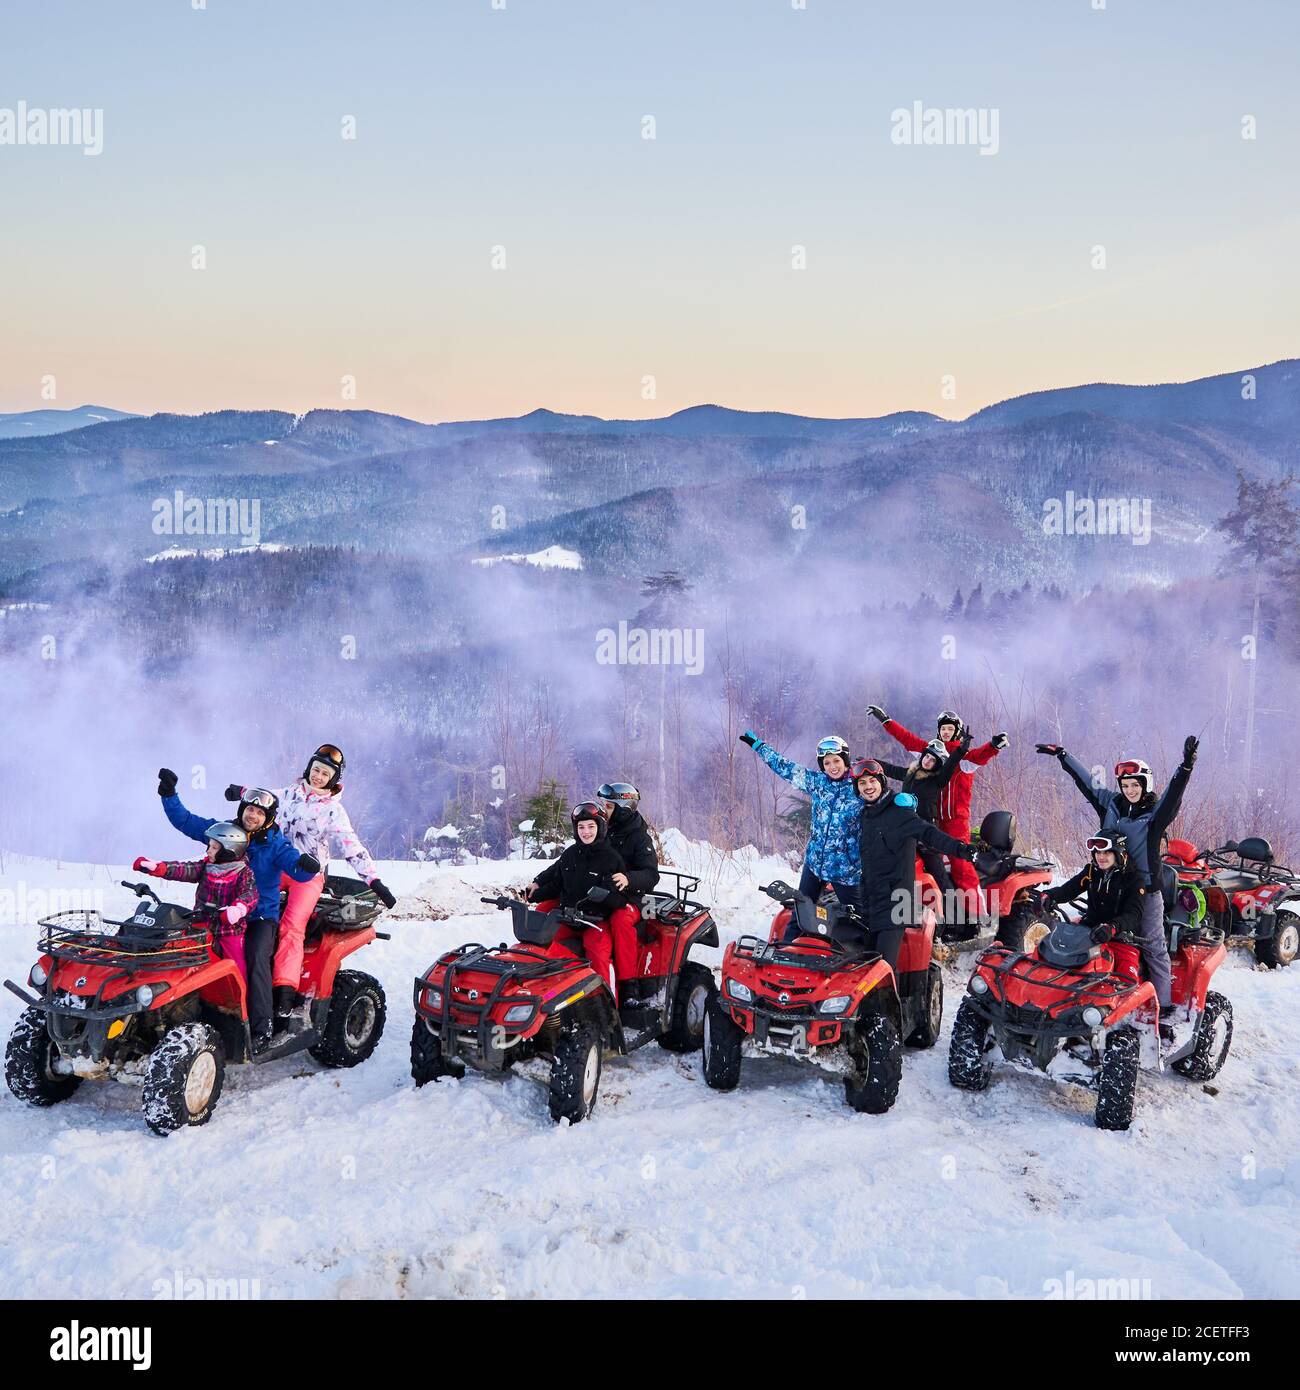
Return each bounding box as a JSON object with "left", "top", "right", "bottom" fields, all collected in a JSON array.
[
  {"left": 535, "top": 899, "right": 641, "bottom": 992},
  {"left": 881, "top": 719, "right": 1000, "bottom": 916}
]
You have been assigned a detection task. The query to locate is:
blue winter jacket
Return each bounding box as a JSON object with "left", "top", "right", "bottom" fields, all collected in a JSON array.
[
  {"left": 161, "top": 792, "right": 314, "bottom": 921},
  {"left": 752, "top": 740, "right": 862, "bottom": 885}
]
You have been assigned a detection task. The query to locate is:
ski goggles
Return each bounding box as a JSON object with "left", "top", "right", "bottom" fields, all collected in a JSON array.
[
  {"left": 817, "top": 738, "right": 849, "bottom": 758},
  {"left": 241, "top": 788, "right": 277, "bottom": 811},
  {"left": 936, "top": 710, "right": 961, "bottom": 725},
  {"left": 571, "top": 802, "right": 607, "bottom": 823},
  {"left": 850, "top": 758, "right": 885, "bottom": 781},
  {"left": 1114, "top": 760, "right": 1147, "bottom": 778},
  {"left": 596, "top": 782, "right": 639, "bottom": 806},
  {"left": 1086, "top": 835, "right": 1122, "bottom": 854},
  {"left": 313, "top": 744, "right": 345, "bottom": 770}
]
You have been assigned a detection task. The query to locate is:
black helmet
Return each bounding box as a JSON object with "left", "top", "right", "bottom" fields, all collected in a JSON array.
[
  {"left": 816, "top": 735, "right": 851, "bottom": 772},
  {"left": 206, "top": 821, "right": 249, "bottom": 865},
  {"left": 238, "top": 787, "right": 279, "bottom": 833},
  {"left": 571, "top": 801, "right": 609, "bottom": 841},
  {"left": 597, "top": 782, "right": 640, "bottom": 814},
  {"left": 304, "top": 743, "right": 346, "bottom": 791},
  {"left": 919, "top": 738, "right": 949, "bottom": 771},
  {"left": 850, "top": 757, "right": 887, "bottom": 797},
  {"left": 936, "top": 710, "right": 964, "bottom": 740},
  {"left": 1087, "top": 832, "right": 1128, "bottom": 865}
]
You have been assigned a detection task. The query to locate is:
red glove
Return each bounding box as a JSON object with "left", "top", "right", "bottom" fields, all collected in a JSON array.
[
  {"left": 133, "top": 857, "right": 161, "bottom": 875},
  {"left": 219, "top": 903, "right": 249, "bottom": 930}
]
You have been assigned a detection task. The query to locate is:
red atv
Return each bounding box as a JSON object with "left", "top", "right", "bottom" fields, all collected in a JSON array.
[
  {"left": 4, "top": 875, "right": 388, "bottom": 1135},
  {"left": 700, "top": 874, "right": 944, "bottom": 1113},
  {"left": 410, "top": 872, "right": 718, "bottom": 1123},
  {"left": 939, "top": 811, "right": 1057, "bottom": 954},
  {"left": 1164, "top": 835, "right": 1299, "bottom": 969},
  {"left": 950, "top": 816, "right": 1233, "bottom": 1130}
]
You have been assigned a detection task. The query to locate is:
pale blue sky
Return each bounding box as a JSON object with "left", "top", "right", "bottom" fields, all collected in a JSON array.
[{"left": 3, "top": 0, "right": 1297, "bottom": 419}]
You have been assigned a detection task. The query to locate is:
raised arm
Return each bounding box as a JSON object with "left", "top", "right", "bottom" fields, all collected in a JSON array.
[
  {"left": 881, "top": 718, "right": 927, "bottom": 755},
  {"left": 934, "top": 734, "right": 972, "bottom": 788},
  {"left": 741, "top": 732, "right": 816, "bottom": 794},
  {"left": 1057, "top": 750, "right": 1111, "bottom": 819}
]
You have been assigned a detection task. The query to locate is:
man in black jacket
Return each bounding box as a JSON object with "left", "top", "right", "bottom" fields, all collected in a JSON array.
[
  {"left": 852, "top": 759, "right": 976, "bottom": 970},
  {"left": 596, "top": 782, "right": 662, "bottom": 1020}
]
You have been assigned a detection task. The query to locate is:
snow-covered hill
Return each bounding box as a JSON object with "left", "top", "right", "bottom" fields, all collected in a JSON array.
[{"left": 1, "top": 840, "right": 1296, "bottom": 1299}]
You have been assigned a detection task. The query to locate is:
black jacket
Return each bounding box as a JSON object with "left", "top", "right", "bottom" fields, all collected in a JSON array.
[
  {"left": 606, "top": 808, "right": 661, "bottom": 896},
  {"left": 878, "top": 733, "right": 970, "bottom": 825},
  {"left": 1045, "top": 859, "right": 1144, "bottom": 937},
  {"left": 531, "top": 838, "right": 629, "bottom": 917},
  {"left": 858, "top": 792, "right": 973, "bottom": 928}
]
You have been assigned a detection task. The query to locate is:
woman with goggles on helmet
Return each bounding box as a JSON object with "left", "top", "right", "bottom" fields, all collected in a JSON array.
[
  {"left": 155, "top": 770, "right": 319, "bottom": 1051},
  {"left": 739, "top": 730, "right": 862, "bottom": 914},
  {"left": 522, "top": 801, "right": 641, "bottom": 1015},
  {"left": 1037, "top": 734, "right": 1199, "bottom": 1020},
  {"left": 224, "top": 743, "right": 395, "bottom": 1034}
]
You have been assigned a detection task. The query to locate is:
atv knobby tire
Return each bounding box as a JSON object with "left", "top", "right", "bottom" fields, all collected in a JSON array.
[
  {"left": 948, "top": 998, "right": 994, "bottom": 1091},
  {"left": 311, "top": 970, "right": 386, "bottom": 1068},
  {"left": 701, "top": 992, "right": 743, "bottom": 1090},
  {"left": 1094, "top": 1026, "right": 1140, "bottom": 1131},
  {"left": 142, "top": 1023, "right": 225, "bottom": 1136},
  {"left": 549, "top": 1023, "right": 603, "bottom": 1124},
  {"left": 905, "top": 963, "right": 944, "bottom": 1049},
  {"left": 659, "top": 961, "right": 716, "bottom": 1053},
  {"left": 5, "top": 1006, "right": 79, "bottom": 1107},
  {"left": 1255, "top": 915, "right": 1298, "bottom": 969},
  {"left": 844, "top": 1011, "right": 902, "bottom": 1114},
  {"left": 410, "top": 1016, "right": 466, "bottom": 1085},
  {"left": 1172, "top": 991, "right": 1233, "bottom": 1082}
]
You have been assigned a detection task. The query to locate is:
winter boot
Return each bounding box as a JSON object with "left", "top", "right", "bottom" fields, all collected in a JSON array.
[
  {"left": 252, "top": 1020, "right": 275, "bottom": 1055},
  {"left": 618, "top": 978, "right": 657, "bottom": 1031},
  {"left": 272, "top": 985, "right": 299, "bottom": 1035},
  {"left": 1159, "top": 1005, "right": 1178, "bottom": 1045}
]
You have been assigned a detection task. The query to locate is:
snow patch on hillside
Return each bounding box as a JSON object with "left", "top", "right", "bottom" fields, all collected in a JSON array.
[
  {"left": 145, "top": 543, "right": 290, "bottom": 563},
  {"left": 472, "top": 545, "right": 583, "bottom": 571}
]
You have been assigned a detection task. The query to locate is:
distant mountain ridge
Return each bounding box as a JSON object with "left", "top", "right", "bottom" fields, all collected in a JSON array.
[{"left": 0, "top": 404, "right": 138, "bottom": 439}]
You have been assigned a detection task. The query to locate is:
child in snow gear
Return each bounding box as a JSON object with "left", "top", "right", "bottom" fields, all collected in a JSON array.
[
  {"left": 596, "top": 781, "right": 662, "bottom": 1017},
  {"left": 852, "top": 758, "right": 976, "bottom": 970},
  {"left": 868, "top": 705, "right": 1004, "bottom": 922},
  {"left": 875, "top": 732, "right": 972, "bottom": 907},
  {"left": 1037, "top": 735, "right": 1198, "bottom": 1016},
  {"left": 1040, "top": 833, "right": 1144, "bottom": 945},
  {"left": 741, "top": 730, "right": 862, "bottom": 913},
  {"left": 131, "top": 822, "right": 259, "bottom": 985},
  {"left": 159, "top": 770, "right": 318, "bottom": 1051},
  {"left": 227, "top": 744, "right": 394, "bottom": 1033},
  {"left": 524, "top": 802, "right": 642, "bottom": 1012}
]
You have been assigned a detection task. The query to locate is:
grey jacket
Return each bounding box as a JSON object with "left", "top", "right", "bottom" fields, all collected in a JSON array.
[{"left": 1059, "top": 751, "right": 1194, "bottom": 885}]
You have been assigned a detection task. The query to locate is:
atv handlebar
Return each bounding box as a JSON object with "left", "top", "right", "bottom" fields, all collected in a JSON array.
[
  {"left": 122, "top": 879, "right": 162, "bottom": 904},
  {"left": 760, "top": 880, "right": 801, "bottom": 903}
]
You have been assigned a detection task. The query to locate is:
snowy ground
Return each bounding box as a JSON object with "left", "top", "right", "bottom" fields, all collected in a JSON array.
[{"left": 1, "top": 836, "right": 1297, "bottom": 1300}]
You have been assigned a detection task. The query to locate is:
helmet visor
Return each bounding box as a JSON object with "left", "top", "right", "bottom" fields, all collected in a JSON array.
[{"left": 817, "top": 737, "right": 848, "bottom": 757}]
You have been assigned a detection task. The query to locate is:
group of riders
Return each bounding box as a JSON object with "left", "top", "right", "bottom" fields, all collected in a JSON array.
[{"left": 135, "top": 708, "right": 1200, "bottom": 1043}]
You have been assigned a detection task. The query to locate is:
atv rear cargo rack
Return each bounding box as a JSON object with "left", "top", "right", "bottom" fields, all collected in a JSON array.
[{"left": 36, "top": 910, "right": 211, "bottom": 972}]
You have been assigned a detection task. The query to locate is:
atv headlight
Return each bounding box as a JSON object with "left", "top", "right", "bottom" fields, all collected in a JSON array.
[
  {"left": 1082, "top": 1006, "right": 1103, "bottom": 1028},
  {"left": 425, "top": 988, "right": 443, "bottom": 1011},
  {"left": 819, "top": 995, "right": 852, "bottom": 1015},
  {"left": 969, "top": 974, "right": 989, "bottom": 996},
  {"left": 503, "top": 1003, "right": 532, "bottom": 1026},
  {"left": 135, "top": 984, "right": 155, "bottom": 1008},
  {"left": 29, "top": 963, "right": 48, "bottom": 988},
  {"left": 726, "top": 979, "right": 753, "bottom": 1003}
]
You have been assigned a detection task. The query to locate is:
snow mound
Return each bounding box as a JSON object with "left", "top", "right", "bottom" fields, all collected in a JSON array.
[
  {"left": 145, "top": 543, "right": 290, "bottom": 563},
  {"left": 472, "top": 545, "right": 583, "bottom": 571}
]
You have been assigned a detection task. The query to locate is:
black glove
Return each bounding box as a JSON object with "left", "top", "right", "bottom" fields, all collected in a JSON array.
[
  {"left": 1183, "top": 735, "right": 1199, "bottom": 768},
  {"left": 157, "top": 767, "right": 178, "bottom": 798},
  {"left": 223, "top": 783, "right": 243, "bottom": 802},
  {"left": 865, "top": 704, "right": 889, "bottom": 723},
  {"left": 1035, "top": 743, "right": 1065, "bottom": 759},
  {"left": 953, "top": 841, "right": 978, "bottom": 861},
  {"left": 1032, "top": 889, "right": 1054, "bottom": 914},
  {"left": 370, "top": 878, "right": 397, "bottom": 909},
  {"left": 739, "top": 730, "right": 759, "bottom": 747},
  {"left": 296, "top": 853, "right": 321, "bottom": 875},
  {"left": 1089, "top": 922, "right": 1114, "bottom": 945},
  {"left": 991, "top": 732, "right": 1009, "bottom": 750}
]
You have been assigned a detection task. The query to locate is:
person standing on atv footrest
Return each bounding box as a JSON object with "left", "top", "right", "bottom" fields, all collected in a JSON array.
[
  {"left": 596, "top": 782, "right": 661, "bottom": 1023},
  {"left": 874, "top": 732, "right": 971, "bottom": 909},
  {"left": 523, "top": 802, "right": 640, "bottom": 1011},
  {"left": 157, "top": 770, "right": 319, "bottom": 1053},
  {"left": 740, "top": 731, "right": 862, "bottom": 914},
  {"left": 852, "top": 759, "right": 976, "bottom": 970},
  {"left": 867, "top": 705, "right": 1006, "bottom": 931},
  {"left": 227, "top": 744, "right": 396, "bottom": 1036},
  {"left": 1038, "top": 734, "right": 1198, "bottom": 1033},
  {"left": 132, "top": 822, "right": 260, "bottom": 983}
]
